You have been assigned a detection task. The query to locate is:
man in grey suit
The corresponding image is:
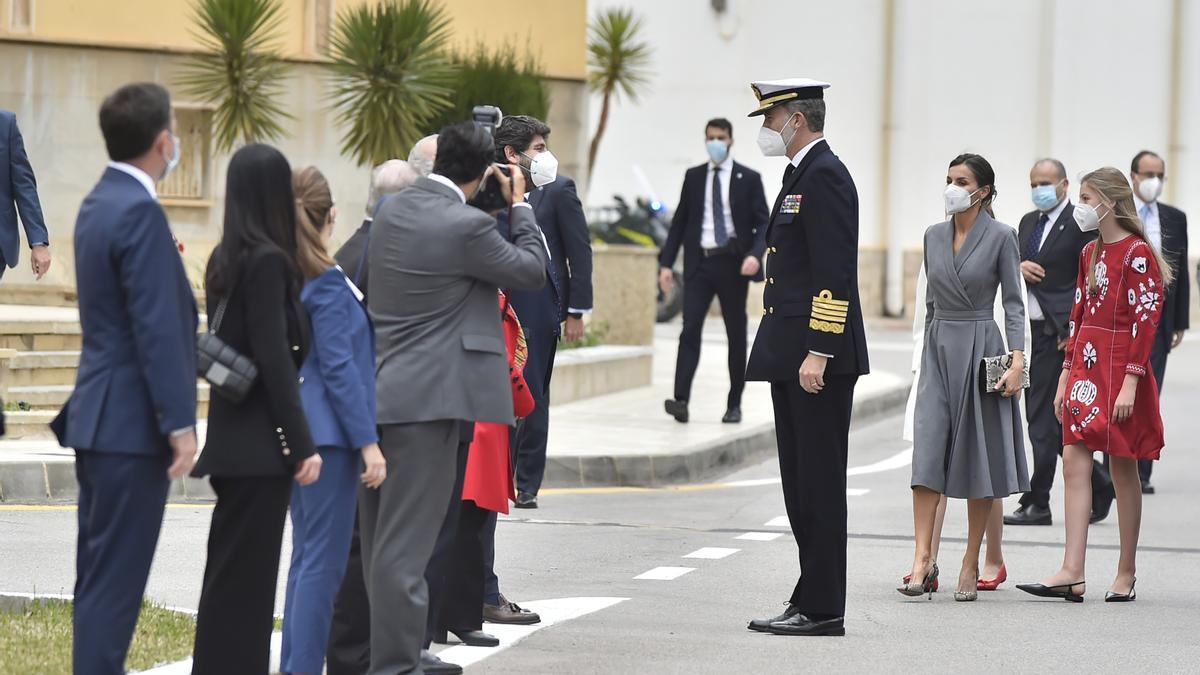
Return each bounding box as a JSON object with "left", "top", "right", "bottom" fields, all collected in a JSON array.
[{"left": 361, "top": 121, "right": 547, "bottom": 675}]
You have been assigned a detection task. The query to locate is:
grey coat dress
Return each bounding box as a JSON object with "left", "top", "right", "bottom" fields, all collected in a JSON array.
[{"left": 912, "top": 212, "right": 1031, "bottom": 499}]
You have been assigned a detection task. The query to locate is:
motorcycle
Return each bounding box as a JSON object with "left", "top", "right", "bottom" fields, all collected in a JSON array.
[{"left": 587, "top": 196, "right": 682, "bottom": 323}]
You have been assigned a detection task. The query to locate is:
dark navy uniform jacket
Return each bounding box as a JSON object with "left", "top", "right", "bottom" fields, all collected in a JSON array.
[{"left": 746, "top": 139, "right": 869, "bottom": 380}]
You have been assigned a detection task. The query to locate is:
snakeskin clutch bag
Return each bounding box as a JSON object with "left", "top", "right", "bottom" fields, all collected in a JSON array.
[{"left": 979, "top": 352, "right": 1030, "bottom": 395}]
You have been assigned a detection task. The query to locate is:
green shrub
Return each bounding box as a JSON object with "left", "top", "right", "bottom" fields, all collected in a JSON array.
[{"left": 426, "top": 43, "right": 550, "bottom": 134}]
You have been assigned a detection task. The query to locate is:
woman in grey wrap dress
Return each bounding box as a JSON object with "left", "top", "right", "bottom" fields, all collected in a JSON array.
[{"left": 901, "top": 154, "right": 1030, "bottom": 602}]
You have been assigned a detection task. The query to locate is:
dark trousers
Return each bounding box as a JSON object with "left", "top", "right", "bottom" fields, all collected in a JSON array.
[
  {"left": 771, "top": 375, "right": 856, "bottom": 618},
  {"left": 327, "top": 514, "right": 370, "bottom": 675},
  {"left": 423, "top": 437, "right": 471, "bottom": 647},
  {"left": 73, "top": 451, "right": 169, "bottom": 675},
  {"left": 674, "top": 252, "right": 749, "bottom": 409},
  {"left": 436, "top": 500, "right": 492, "bottom": 632},
  {"left": 482, "top": 510, "right": 500, "bottom": 604},
  {"left": 1144, "top": 326, "right": 1171, "bottom": 481},
  {"left": 282, "top": 448, "right": 360, "bottom": 674},
  {"left": 514, "top": 313, "right": 558, "bottom": 496},
  {"left": 1021, "top": 323, "right": 1113, "bottom": 509},
  {"left": 358, "top": 421, "right": 459, "bottom": 675},
  {"left": 193, "top": 475, "right": 293, "bottom": 675}
]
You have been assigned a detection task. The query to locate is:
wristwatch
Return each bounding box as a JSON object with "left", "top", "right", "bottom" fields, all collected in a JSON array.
[{"left": 568, "top": 312, "right": 583, "bottom": 320}]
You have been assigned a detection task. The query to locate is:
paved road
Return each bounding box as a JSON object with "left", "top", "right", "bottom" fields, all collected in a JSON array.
[{"left": 3, "top": 337, "right": 1199, "bottom": 673}]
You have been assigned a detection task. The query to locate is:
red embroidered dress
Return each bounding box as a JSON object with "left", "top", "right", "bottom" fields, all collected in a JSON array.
[{"left": 1062, "top": 235, "right": 1164, "bottom": 459}]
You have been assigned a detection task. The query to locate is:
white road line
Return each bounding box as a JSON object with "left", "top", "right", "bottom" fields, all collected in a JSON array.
[
  {"left": 683, "top": 547, "right": 739, "bottom": 560},
  {"left": 438, "top": 597, "right": 628, "bottom": 668},
  {"left": 846, "top": 447, "right": 913, "bottom": 476},
  {"left": 764, "top": 516, "right": 790, "bottom": 527},
  {"left": 634, "top": 566, "right": 696, "bottom": 580},
  {"left": 736, "top": 532, "right": 783, "bottom": 541}
]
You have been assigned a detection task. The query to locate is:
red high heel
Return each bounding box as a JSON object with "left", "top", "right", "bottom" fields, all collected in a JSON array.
[
  {"left": 901, "top": 571, "right": 940, "bottom": 592},
  {"left": 977, "top": 564, "right": 1008, "bottom": 591}
]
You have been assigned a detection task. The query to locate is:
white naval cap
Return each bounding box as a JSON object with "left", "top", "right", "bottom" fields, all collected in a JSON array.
[{"left": 748, "top": 78, "right": 831, "bottom": 117}]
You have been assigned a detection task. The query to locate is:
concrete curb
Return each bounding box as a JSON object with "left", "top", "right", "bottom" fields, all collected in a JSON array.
[
  {"left": 0, "top": 383, "right": 911, "bottom": 502},
  {"left": 542, "top": 381, "right": 912, "bottom": 489}
]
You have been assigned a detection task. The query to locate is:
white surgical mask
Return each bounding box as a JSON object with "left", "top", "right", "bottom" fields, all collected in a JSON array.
[
  {"left": 1073, "top": 203, "right": 1108, "bottom": 232},
  {"left": 756, "top": 113, "right": 797, "bottom": 157},
  {"left": 521, "top": 150, "right": 559, "bottom": 188},
  {"left": 1136, "top": 176, "right": 1163, "bottom": 203},
  {"left": 160, "top": 133, "right": 181, "bottom": 182},
  {"left": 944, "top": 184, "right": 981, "bottom": 215}
]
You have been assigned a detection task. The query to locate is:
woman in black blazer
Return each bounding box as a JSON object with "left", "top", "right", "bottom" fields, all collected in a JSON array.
[{"left": 191, "top": 144, "right": 323, "bottom": 674}]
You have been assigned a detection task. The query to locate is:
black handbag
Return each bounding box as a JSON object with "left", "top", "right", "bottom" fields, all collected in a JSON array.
[{"left": 197, "top": 296, "right": 258, "bottom": 404}]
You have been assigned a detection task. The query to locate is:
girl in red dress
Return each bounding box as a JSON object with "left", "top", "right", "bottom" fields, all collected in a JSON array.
[{"left": 1018, "top": 167, "right": 1174, "bottom": 603}]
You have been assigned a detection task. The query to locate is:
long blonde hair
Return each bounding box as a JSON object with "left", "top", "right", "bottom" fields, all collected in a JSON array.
[
  {"left": 1081, "top": 167, "right": 1174, "bottom": 293},
  {"left": 293, "top": 165, "right": 336, "bottom": 280}
]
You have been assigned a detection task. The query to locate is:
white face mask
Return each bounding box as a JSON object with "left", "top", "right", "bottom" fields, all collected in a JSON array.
[
  {"left": 943, "top": 184, "right": 981, "bottom": 215},
  {"left": 1137, "top": 176, "right": 1163, "bottom": 203},
  {"left": 160, "top": 132, "right": 181, "bottom": 182},
  {"left": 521, "top": 150, "right": 559, "bottom": 188},
  {"left": 1073, "top": 203, "right": 1108, "bottom": 232},
  {"left": 756, "top": 113, "right": 798, "bottom": 157}
]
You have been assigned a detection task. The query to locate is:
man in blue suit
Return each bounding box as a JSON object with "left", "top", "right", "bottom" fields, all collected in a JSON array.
[
  {"left": 51, "top": 83, "right": 198, "bottom": 675},
  {"left": 0, "top": 109, "right": 51, "bottom": 280},
  {"left": 493, "top": 115, "right": 593, "bottom": 508}
]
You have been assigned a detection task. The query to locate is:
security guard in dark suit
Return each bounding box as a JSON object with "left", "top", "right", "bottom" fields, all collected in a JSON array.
[{"left": 742, "top": 79, "right": 869, "bottom": 637}]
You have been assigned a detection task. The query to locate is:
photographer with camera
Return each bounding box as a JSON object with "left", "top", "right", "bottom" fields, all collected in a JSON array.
[{"left": 359, "top": 120, "right": 546, "bottom": 675}]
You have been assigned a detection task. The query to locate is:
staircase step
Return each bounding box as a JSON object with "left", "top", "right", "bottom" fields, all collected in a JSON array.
[
  {"left": 7, "top": 351, "right": 81, "bottom": 387},
  {"left": 6, "top": 383, "right": 210, "bottom": 413},
  {"left": 2, "top": 410, "right": 57, "bottom": 440}
]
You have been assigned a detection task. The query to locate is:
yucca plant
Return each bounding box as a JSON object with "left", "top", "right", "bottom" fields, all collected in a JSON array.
[
  {"left": 177, "top": 0, "right": 292, "bottom": 151},
  {"left": 326, "top": 0, "right": 456, "bottom": 167},
  {"left": 586, "top": 7, "right": 652, "bottom": 187},
  {"left": 426, "top": 43, "right": 550, "bottom": 135}
]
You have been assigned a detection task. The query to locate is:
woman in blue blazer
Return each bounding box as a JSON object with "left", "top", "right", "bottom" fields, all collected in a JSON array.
[{"left": 281, "top": 166, "right": 386, "bottom": 675}]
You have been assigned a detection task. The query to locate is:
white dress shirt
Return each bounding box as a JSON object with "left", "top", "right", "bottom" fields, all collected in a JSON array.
[
  {"left": 1025, "top": 196, "right": 1069, "bottom": 321},
  {"left": 108, "top": 161, "right": 158, "bottom": 199},
  {"left": 701, "top": 156, "right": 735, "bottom": 248},
  {"left": 1133, "top": 195, "right": 1162, "bottom": 252}
]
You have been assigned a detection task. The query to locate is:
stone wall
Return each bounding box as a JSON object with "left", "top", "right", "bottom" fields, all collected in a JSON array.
[{"left": 590, "top": 244, "right": 657, "bottom": 346}]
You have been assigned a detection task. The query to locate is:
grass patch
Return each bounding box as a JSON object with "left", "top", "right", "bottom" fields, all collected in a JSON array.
[{"left": 0, "top": 598, "right": 195, "bottom": 673}]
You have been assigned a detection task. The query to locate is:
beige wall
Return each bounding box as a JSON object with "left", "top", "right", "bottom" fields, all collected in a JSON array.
[
  {"left": 0, "top": 0, "right": 586, "bottom": 78},
  {"left": 0, "top": 40, "right": 588, "bottom": 290}
]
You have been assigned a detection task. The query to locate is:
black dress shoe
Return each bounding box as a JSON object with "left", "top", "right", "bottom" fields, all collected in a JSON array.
[
  {"left": 1141, "top": 479, "right": 1156, "bottom": 495},
  {"left": 664, "top": 398, "right": 689, "bottom": 423},
  {"left": 722, "top": 407, "right": 742, "bottom": 424},
  {"left": 420, "top": 650, "right": 463, "bottom": 675},
  {"left": 747, "top": 603, "right": 800, "bottom": 633},
  {"left": 514, "top": 492, "right": 538, "bottom": 509},
  {"left": 1015, "top": 581, "right": 1085, "bottom": 603},
  {"left": 434, "top": 628, "right": 500, "bottom": 647},
  {"left": 1094, "top": 480, "right": 1118, "bottom": 523},
  {"left": 767, "top": 614, "right": 845, "bottom": 637},
  {"left": 1004, "top": 504, "right": 1052, "bottom": 526}
]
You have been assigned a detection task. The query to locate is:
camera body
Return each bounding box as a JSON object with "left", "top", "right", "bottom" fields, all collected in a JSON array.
[{"left": 467, "top": 105, "right": 510, "bottom": 213}]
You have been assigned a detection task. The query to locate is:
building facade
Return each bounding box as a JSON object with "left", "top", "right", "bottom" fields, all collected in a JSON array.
[{"left": 0, "top": 0, "right": 588, "bottom": 290}]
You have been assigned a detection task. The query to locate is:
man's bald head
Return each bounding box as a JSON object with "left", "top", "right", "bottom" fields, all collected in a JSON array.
[
  {"left": 365, "top": 159, "right": 419, "bottom": 217},
  {"left": 408, "top": 135, "right": 438, "bottom": 177}
]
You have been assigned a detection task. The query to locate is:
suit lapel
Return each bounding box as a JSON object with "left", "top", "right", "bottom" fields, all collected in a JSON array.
[
  {"left": 953, "top": 211, "right": 989, "bottom": 273},
  {"left": 529, "top": 185, "right": 546, "bottom": 212}
]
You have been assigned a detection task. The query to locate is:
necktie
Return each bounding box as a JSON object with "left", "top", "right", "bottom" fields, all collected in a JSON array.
[
  {"left": 1139, "top": 204, "right": 1151, "bottom": 222},
  {"left": 783, "top": 163, "right": 795, "bottom": 184},
  {"left": 713, "top": 166, "right": 729, "bottom": 246},
  {"left": 1024, "top": 213, "right": 1049, "bottom": 261}
]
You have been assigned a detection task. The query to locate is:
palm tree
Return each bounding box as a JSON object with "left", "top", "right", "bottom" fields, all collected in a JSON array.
[
  {"left": 326, "top": 0, "right": 456, "bottom": 167},
  {"left": 586, "top": 7, "right": 652, "bottom": 188},
  {"left": 177, "top": 0, "right": 292, "bottom": 152}
]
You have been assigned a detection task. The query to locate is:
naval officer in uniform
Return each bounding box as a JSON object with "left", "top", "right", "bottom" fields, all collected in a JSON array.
[{"left": 743, "top": 78, "right": 869, "bottom": 637}]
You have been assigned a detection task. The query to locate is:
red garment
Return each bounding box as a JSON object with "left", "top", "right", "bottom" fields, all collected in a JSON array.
[
  {"left": 1062, "top": 235, "right": 1164, "bottom": 460},
  {"left": 461, "top": 294, "right": 535, "bottom": 514}
]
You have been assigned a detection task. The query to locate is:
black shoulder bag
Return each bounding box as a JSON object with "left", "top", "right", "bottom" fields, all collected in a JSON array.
[{"left": 197, "top": 296, "right": 259, "bottom": 404}]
